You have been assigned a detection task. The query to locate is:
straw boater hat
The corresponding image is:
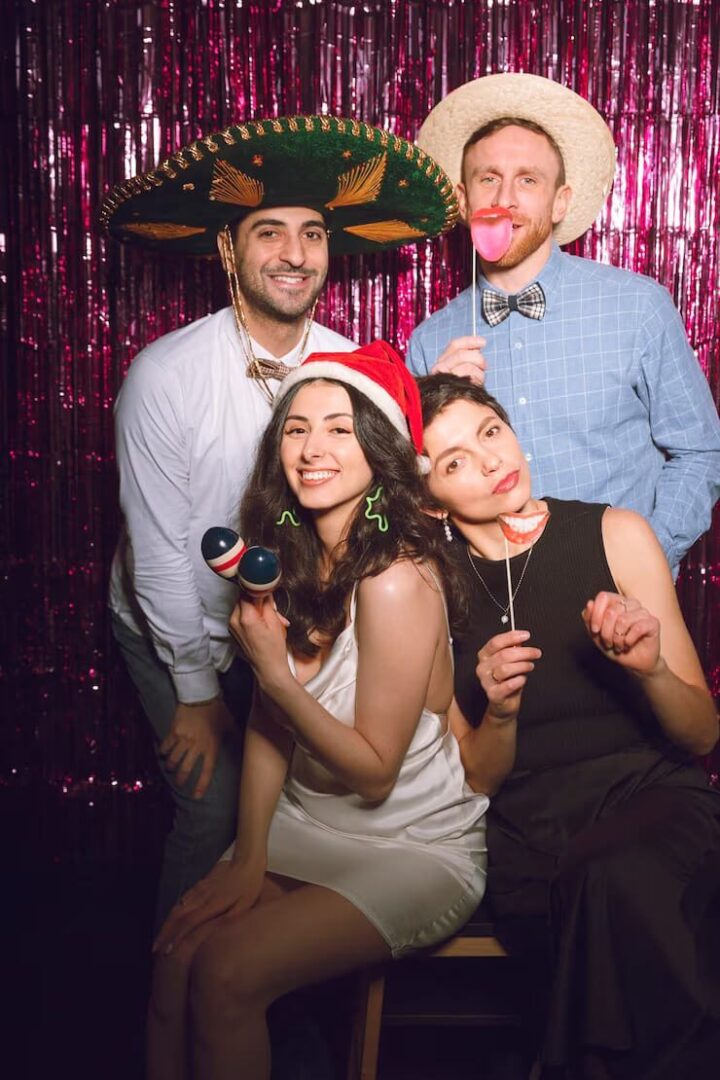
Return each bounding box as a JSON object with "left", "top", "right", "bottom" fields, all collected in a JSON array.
[
  {"left": 416, "top": 73, "right": 617, "bottom": 246},
  {"left": 100, "top": 115, "right": 458, "bottom": 256}
]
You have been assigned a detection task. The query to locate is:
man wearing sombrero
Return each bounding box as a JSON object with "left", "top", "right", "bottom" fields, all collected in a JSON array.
[
  {"left": 103, "top": 115, "right": 458, "bottom": 928},
  {"left": 408, "top": 73, "right": 720, "bottom": 572}
]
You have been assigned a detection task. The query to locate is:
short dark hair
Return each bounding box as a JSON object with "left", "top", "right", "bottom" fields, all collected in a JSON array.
[
  {"left": 462, "top": 116, "right": 566, "bottom": 188},
  {"left": 418, "top": 373, "right": 512, "bottom": 434}
]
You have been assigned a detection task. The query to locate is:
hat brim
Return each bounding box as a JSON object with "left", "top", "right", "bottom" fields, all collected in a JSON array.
[
  {"left": 416, "top": 73, "right": 616, "bottom": 245},
  {"left": 100, "top": 116, "right": 459, "bottom": 257}
]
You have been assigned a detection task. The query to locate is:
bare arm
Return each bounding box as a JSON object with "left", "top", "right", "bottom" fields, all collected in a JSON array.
[
  {"left": 231, "top": 692, "right": 294, "bottom": 864},
  {"left": 230, "top": 562, "right": 447, "bottom": 802},
  {"left": 589, "top": 508, "right": 718, "bottom": 755},
  {"left": 447, "top": 630, "right": 541, "bottom": 795}
]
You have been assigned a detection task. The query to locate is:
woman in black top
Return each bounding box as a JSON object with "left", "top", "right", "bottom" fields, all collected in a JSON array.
[{"left": 418, "top": 373, "right": 720, "bottom": 1080}]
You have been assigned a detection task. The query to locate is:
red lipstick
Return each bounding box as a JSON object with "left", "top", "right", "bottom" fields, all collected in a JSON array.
[{"left": 492, "top": 470, "right": 519, "bottom": 495}]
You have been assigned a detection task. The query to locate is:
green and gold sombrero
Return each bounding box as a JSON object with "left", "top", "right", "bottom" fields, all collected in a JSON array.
[{"left": 100, "top": 115, "right": 459, "bottom": 256}]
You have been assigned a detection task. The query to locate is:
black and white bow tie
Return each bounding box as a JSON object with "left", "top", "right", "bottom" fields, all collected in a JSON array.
[{"left": 481, "top": 282, "right": 546, "bottom": 327}]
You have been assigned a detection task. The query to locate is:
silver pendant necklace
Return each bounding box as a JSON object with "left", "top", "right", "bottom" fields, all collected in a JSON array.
[{"left": 466, "top": 543, "right": 534, "bottom": 624}]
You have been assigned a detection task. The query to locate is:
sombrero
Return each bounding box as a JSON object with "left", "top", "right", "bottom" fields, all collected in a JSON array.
[
  {"left": 100, "top": 115, "right": 458, "bottom": 257},
  {"left": 416, "top": 73, "right": 616, "bottom": 245}
]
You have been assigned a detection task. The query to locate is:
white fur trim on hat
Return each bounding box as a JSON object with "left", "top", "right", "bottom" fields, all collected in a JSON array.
[
  {"left": 277, "top": 361, "right": 412, "bottom": 444},
  {"left": 416, "top": 73, "right": 616, "bottom": 245}
]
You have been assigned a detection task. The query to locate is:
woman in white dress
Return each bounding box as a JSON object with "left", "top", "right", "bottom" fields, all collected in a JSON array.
[{"left": 148, "top": 342, "right": 488, "bottom": 1080}]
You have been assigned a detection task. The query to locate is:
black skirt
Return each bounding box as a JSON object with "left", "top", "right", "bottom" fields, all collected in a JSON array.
[{"left": 487, "top": 747, "right": 720, "bottom": 1077}]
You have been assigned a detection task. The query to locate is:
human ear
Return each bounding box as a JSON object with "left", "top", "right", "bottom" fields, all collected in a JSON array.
[
  {"left": 456, "top": 181, "right": 469, "bottom": 223},
  {"left": 552, "top": 184, "right": 572, "bottom": 225}
]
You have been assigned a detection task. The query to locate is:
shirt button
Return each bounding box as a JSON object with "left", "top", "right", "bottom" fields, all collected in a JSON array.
[
  {"left": 525, "top": 452, "right": 533, "bottom": 462},
  {"left": 514, "top": 341, "right": 523, "bottom": 350},
  {"left": 518, "top": 396, "right": 527, "bottom": 405}
]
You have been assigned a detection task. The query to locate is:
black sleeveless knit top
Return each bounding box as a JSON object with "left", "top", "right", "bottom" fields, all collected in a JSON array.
[{"left": 453, "top": 499, "right": 673, "bottom": 774}]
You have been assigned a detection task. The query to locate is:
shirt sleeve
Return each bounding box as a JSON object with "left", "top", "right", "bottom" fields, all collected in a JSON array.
[
  {"left": 635, "top": 285, "right": 720, "bottom": 569},
  {"left": 114, "top": 355, "right": 221, "bottom": 703},
  {"left": 406, "top": 329, "right": 432, "bottom": 376}
]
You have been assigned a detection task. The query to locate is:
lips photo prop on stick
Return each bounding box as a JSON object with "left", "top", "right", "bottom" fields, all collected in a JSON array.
[
  {"left": 202, "top": 527, "right": 282, "bottom": 594},
  {"left": 497, "top": 510, "right": 550, "bottom": 547},
  {"left": 496, "top": 509, "right": 550, "bottom": 631},
  {"left": 470, "top": 207, "right": 513, "bottom": 262}
]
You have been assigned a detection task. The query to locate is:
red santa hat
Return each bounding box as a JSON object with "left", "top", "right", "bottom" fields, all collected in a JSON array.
[{"left": 276, "top": 340, "right": 430, "bottom": 473}]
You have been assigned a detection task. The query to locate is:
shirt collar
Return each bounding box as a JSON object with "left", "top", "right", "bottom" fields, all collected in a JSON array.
[
  {"left": 222, "top": 306, "right": 316, "bottom": 369},
  {"left": 478, "top": 241, "right": 563, "bottom": 313}
]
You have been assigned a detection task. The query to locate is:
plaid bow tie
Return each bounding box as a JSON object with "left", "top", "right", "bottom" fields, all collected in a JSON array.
[{"left": 481, "top": 282, "right": 546, "bottom": 327}]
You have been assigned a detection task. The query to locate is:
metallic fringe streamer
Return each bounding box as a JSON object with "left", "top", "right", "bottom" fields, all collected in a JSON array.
[{"left": 3, "top": 0, "right": 718, "bottom": 862}]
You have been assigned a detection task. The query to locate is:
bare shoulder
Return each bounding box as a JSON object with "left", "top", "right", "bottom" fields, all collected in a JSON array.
[
  {"left": 356, "top": 560, "right": 444, "bottom": 613},
  {"left": 602, "top": 505, "right": 660, "bottom": 550},
  {"left": 601, "top": 507, "right": 673, "bottom": 593}
]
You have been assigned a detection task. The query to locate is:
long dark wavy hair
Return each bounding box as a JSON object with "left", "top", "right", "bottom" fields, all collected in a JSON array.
[{"left": 240, "top": 378, "right": 464, "bottom": 656}]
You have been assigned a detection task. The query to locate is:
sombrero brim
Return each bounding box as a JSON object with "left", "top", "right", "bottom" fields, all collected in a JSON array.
[
  {"left": 416, "top": 73, "right": 616, "bottom": 245},
  {"left": 100, "top": 115, "right": 458, "bottom": 257}
]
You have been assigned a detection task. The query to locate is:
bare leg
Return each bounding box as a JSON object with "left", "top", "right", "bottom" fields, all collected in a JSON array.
[
  {"left": 146, "top": 875, "right": 289, "bottom": 1080},
  {"left": 189, "top": 881, "right": 391, "bottom": 1080}
]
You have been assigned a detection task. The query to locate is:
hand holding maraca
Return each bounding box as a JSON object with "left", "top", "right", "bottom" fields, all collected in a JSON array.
[{"left": 202, "top": 526, "right": 291, "bottom": 693}]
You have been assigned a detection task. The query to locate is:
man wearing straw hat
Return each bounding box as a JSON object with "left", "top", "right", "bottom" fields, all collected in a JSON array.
[
  {"left": 102, "top": 116, "right": 459, "bottom": 927},
  {"left": 408, "top": 73, "right": 720, "bottom": 572}
]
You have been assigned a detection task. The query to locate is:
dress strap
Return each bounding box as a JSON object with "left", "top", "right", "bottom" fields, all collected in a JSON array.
[
  {"left": 348, "top": 580, "right": 360, "bottom": 623},
  {"left": 422, "top": 564, "right": 453, "bottom": 647}
]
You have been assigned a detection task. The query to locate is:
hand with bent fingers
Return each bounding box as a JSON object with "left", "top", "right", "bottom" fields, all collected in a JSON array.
[
  {"left": 229, "top": 594, "right": 291, "bottom": 693},
  {"left": 153, "top": 857, "right": 266, "bottom": 955},
  {"left": 582, "top": 591, "right": 662, "bottom": 677},
  {"left": 432, "top": 335, "right": 488, "bottom": 385},
  {"left": 475, "top": 629, "right": 542, "bottom": 722},
  {"left": 160, "top": 697, "right": 234, "bottom": 799}
]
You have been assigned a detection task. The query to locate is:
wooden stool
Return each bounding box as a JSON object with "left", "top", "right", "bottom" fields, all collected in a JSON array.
[{"left": 346, "top": 905, "right": 514, "bottom": 1080}]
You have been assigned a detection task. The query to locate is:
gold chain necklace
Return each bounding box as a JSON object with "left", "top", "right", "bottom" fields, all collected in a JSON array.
[
  {"left": 221, "top": 225, "right": 318, "bottom": 407},
  {"left": 466, "top": 543, "right": 534, "bottom": 625}
]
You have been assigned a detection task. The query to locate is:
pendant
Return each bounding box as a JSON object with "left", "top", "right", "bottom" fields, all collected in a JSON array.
[{"left": 501, "top": 614, "right": 509, "bottom": 624}]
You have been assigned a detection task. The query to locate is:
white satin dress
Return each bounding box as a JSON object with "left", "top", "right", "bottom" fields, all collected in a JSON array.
[{"left": 257, "top": 582, "right": 488, "bottom": 958}]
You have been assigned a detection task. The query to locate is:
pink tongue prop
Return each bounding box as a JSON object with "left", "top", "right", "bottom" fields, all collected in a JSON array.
[{"left": 470, "top": 208, "right": 513, "bottom": 262}]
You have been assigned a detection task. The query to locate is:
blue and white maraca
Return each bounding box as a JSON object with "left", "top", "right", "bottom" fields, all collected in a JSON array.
[{"left": 201, "top": 527, "right": 282, "bottom": 594}]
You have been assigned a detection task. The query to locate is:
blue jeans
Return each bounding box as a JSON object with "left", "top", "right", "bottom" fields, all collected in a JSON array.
[{"left": 111, "top": 612, "right": 253, "bottom": 929}]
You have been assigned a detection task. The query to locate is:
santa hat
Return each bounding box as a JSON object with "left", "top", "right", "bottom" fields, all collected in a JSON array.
[{"left": 275, "top": 341, "right": 430, "bottom": 474}]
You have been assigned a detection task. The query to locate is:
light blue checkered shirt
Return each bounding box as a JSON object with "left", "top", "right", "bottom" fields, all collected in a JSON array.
[{"left": 407, "top": 244, "right": 720, "bottom": 569}]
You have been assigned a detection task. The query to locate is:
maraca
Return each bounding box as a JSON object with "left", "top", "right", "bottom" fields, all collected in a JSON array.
[{"left": 201, "top": 526, "right": 282, "bottom": 594}]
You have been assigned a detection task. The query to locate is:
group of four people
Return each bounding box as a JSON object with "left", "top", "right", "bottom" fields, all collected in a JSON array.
[{"left": 103, "top": 74, "right": 720, "bottom": 1078}]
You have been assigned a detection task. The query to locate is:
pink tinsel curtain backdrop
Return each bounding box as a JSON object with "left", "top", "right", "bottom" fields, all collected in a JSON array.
[{"left": 2, "top": 0, "right": 718, "bottom": 866}]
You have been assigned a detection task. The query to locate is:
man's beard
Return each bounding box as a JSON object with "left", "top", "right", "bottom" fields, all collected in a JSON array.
[
  {"left": 489, "top": 213, "right": 554, "bottom": 271},
  {"left": 235, "top": 263, "right": 326, "bottom": 323}
]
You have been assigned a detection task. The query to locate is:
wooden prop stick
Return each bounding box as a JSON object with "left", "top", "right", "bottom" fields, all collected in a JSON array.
[{"left": 503, "top": 535, "right": 515, "bottom": 631}]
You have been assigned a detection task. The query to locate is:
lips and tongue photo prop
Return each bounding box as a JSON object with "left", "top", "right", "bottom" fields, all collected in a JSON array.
[
  {"left": 470, "top": 207, "right": 514, "bottom": 262},
  {"left": 494, "top": 509, "right": 551, "bottom": 631},
  {"left": 469, "top": 207, "right": 514, "bottom": 336}
]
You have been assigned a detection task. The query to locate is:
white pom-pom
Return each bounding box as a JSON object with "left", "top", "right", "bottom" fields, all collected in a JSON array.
[{"left": 417, "top": 454, "right": 432, "bottom": 476}]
